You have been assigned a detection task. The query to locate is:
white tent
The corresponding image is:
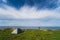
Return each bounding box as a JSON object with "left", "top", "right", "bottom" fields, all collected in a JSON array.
[{"left": 11, "top": 28, "right": 23, "bottom": 34}]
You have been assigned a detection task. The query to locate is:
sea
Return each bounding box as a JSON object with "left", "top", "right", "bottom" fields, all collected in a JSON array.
[{"left": 0, "top": 26, "right": 60, "bottom": 30}]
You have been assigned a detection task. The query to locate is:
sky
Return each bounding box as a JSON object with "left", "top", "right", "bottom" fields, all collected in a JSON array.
[{"left": 0, "top": 0, "right": 60, "bottom": 27}]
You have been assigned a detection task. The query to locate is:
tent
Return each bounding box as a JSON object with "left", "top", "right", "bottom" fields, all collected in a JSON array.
[{"left": 11, "top": 28, "right": 23, "bottom": 34}]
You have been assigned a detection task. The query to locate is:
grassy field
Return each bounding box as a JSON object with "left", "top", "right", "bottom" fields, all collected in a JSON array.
[{"left": 0, "top": 28, "right": 60, "bottom": 40}]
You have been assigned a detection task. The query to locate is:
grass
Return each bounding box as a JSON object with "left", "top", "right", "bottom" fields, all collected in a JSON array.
[{"left": 0, "top": 28, "right": 60, "bottom": 40}]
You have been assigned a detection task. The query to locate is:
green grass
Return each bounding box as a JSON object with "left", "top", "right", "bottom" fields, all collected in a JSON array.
[{"left": 0, "top": 28, "right": 60, "bottom": 40}]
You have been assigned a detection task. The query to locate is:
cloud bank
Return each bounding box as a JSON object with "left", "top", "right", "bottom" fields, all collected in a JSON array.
[{"left": 0, "top": 5, "right": 60, "bottom": 19}]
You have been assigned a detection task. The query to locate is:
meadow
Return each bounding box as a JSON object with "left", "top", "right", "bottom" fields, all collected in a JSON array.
[{"left": 0, "top": 28, "right": 60, "bottom": 40}]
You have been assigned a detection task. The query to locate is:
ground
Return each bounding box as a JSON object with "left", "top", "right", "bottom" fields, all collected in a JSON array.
[{"left": 0, "top": 28, "right": 60, "bottom": 40}]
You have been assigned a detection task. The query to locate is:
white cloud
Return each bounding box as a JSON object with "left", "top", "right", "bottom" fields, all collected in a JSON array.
[{"left": 0, "top": 5, "right": 60, "bottom": 19}]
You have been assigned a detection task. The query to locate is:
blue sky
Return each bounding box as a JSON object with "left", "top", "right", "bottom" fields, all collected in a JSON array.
[{"left": 0, "top": 0, "right": 60, "bottom": 27}]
